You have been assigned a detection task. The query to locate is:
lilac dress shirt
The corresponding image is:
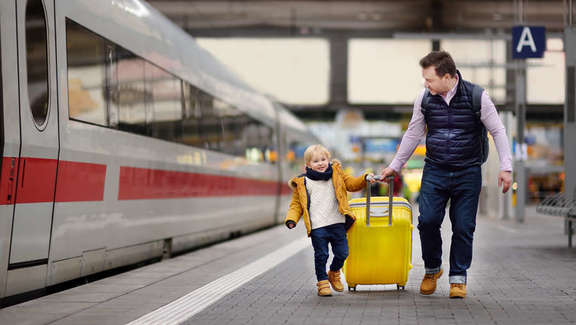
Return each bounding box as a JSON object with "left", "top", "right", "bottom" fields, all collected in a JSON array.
[{"left": 388, "top": 81, "right": 513, "bottom": 173}]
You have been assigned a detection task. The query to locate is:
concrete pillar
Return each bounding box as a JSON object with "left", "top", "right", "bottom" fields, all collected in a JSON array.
[
  {"left": 329, "top": 36, "right": 348, "bottom": 108},
  {"left": 564, "top": 27, "right": 576, "bottom": 202},
  {"left": 514, "top": 60, "right": 527, "bottom": 223}
]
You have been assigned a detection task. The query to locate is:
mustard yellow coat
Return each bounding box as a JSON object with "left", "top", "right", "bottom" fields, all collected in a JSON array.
[{"left": 285, "top": 160, "right": 369, "bottom": 237}]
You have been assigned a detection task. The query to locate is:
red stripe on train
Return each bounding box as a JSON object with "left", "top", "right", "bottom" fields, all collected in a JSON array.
[
  {"left": 0, "top": 157, "right": 19, "bottom": 205},
  {"left": 118, "top": 166, "right": 280, "bottom": 200},
  {"left": 16, "top": 157, "right": 58, "bottom": 204},
  {"left": 1, "top": 157, "right": 288, "bottom": 204},
  {"left": 281, "top": 183, "right": 292, "bottom": 195},
  {"left": 0, "top": 157, "right": 106, "bottom": 205},
  {"left": 55, "top": 161, "right": 107, "bottom": 202}
]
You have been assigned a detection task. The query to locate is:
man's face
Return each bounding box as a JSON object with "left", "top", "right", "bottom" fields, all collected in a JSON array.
[
  {"left": 422, "top": 66, "right": 451, "bottom": 95},
  {"left": 306, "top": 152, "right": 329, "bottom": 173}
]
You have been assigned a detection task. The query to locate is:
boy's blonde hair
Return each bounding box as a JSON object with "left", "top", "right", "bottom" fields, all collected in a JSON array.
[{"left": 303, "top": 144, "right": 331, "bottom": 164}]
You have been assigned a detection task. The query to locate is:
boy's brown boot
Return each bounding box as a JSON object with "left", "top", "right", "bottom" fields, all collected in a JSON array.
[
  {"left": 317, "top": 280, "right": 332, "bottom": 296},
  {"left": 449, "top": 283, "right": 466, "bottom": 298},
  {"left": 327, "top": 270, "right": 344, "bottom": 292},
  {"left": 419, "top": 269, "right": 443, "bottom": 295}
]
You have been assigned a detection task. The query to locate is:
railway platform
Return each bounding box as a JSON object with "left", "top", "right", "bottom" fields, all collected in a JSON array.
[{"left": 0, "top": 207, "right": 575, "bottom": 325}]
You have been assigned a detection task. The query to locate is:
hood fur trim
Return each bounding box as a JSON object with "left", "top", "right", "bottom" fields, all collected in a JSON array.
[{"left": 288, "top": 174, "right": 305, "bottom": 190}]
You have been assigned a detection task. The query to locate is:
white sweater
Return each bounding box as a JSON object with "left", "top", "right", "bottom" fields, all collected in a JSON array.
[{"left": 305, "top": 177, "right": 345, "bottom": 229}]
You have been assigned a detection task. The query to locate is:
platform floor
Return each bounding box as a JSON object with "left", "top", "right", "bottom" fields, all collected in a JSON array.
[{"left": 1, "top": 207, "right": 575, "bottom": 325}]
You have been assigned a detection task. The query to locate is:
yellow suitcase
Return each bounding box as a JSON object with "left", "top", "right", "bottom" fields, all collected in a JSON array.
[{"left": 343, "top": 176, "right": 413, "bottom": 291}]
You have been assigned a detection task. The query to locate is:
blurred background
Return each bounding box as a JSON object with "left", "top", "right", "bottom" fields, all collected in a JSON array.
[{"left": 148, "top": 0, "right": 568, "bottom": 216}]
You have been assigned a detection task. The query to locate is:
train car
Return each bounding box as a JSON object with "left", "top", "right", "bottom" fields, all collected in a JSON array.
[{"left": 0, "top": 0, "right": 318, "bottom": 301}]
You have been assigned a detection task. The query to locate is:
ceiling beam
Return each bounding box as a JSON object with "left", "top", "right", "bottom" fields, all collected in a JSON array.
[{"left": 149, "top": 0, "right": 566, "bottom": 33}]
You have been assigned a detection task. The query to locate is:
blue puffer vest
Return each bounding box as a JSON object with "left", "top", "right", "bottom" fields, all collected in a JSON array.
[{"left": 422, "top": 71, "right": 484, "bottom": 169}]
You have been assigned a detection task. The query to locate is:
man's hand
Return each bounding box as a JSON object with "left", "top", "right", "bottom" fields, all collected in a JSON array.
[
  {"left": 380, "top": 167, "right": 397, "bottom": 183},
  {"left": 498, "top": 171, "right": 512, "bottom": 193}
]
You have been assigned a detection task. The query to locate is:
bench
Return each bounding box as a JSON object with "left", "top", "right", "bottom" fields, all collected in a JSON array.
[{"left": 536, "top": 193, "right": 576, "bottom": 248}]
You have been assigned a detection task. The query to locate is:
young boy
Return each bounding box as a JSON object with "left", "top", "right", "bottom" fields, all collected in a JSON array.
[{"left": 285, "top": 144, "right": 373, "bottom": 296}]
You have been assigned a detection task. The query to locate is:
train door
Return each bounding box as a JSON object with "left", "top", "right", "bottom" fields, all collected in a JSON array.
[
  {"left": 0, "top": 0, "right": 20, "bottom": 300},
  {"left": 5, "top": 0, "right": 58, "bottom": 295}
]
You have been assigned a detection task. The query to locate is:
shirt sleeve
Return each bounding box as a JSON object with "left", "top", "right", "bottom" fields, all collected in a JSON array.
[
  {"left": 388, "top": 89, "right": 427, "bottom": 172},
  {"left": 480, "top": 91, "right": 513, "bottom": 172}
]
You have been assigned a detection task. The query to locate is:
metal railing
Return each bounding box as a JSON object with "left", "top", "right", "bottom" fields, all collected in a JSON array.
[{"left": 536, "top": 192, "right": 576, "bottom": 247}]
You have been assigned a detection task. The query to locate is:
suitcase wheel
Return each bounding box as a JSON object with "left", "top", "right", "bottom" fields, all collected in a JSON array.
[
  {"left": 348, "top": 285, "right": 357, "bottom": 292},
  {"left": 397, "top": 285, "right": 405, "bottom": 291}
]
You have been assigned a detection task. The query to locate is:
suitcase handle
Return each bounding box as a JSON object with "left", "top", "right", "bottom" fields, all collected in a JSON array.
[{"left": 365, "top": 175, "right": 394, "bottom": 226}]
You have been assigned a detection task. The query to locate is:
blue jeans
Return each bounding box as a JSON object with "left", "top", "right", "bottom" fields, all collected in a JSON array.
[
  {"left": 310, "top": 223, "right": 348, "bottom": 281},
  {"left": 417, "top": 163, "right": 482, "bottom": 284}
]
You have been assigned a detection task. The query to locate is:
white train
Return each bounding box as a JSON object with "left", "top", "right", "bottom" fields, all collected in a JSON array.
[{"left": 0, "top": 0, "right": 317, "bottom": 301}]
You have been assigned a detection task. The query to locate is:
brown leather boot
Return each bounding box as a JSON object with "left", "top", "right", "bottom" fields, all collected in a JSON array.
[
  {"left": 317, "top": 280, "right": 332, "bottom": 296},
  {"left": 449, "top": 283, "right": 466, "bottom": 298},
  {"left": 327, "top": 270, "right": 344, "bottom": 292},
  {"left": 420, "top": 269, "right": 443, "bottom": 295}
]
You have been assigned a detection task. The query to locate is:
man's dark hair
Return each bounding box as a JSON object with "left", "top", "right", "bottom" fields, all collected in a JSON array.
[{"left": 419, "top": 51, "right": 457, "bottom": 78}]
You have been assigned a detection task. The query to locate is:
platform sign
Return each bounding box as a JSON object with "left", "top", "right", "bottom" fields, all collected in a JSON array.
[
  {"left": 512, "top": 26, "right": 546, "bottom": 59},
  {"left": 364, "top": 138, "right": 398, "bottom": 153}
]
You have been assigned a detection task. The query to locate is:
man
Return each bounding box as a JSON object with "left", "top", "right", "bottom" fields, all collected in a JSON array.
[{"left": 381, "top": 51, "right": 512, "bottom": 299}]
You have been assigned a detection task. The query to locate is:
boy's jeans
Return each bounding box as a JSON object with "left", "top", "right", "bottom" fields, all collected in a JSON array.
[
  {"left": 310, "top": 223, "right": 348, "bottom": 282},
  {"left": 417, "top": 163, "right": 481, "bottom": 284}
]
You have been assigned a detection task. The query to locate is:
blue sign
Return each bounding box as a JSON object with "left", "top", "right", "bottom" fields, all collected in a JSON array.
[
  {"left": 364, "top": 139, "right": 398, "bottom": 153},
  {"left": 512, "top": 26, "right": 546, "bottom": 59},
  {"left": 349, "top": 135, "right": 361, "bottom": 143}
]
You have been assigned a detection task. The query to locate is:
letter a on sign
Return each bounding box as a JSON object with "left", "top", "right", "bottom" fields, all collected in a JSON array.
[
  {"left": 512, "top": 26, "right": 546, "bottom": 59},
  {"left": 516, "top": 27, "right": 536, "bottom": 52}
]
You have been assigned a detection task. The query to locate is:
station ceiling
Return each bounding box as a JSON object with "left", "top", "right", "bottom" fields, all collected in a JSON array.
[
  {"left": 148, "top": 0, "right": 568, "bottom": 35},
  {"left": 147, "top": 0, "right": 567, "bottom": 120}
]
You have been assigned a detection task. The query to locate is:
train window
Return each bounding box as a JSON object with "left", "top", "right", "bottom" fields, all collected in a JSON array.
[
  {"left": 288, "top": 141, "right": 308, "bottom": 173},
  {"left": 196, "top": 89, "right": 222, "bottom": 151},
  {"left": 66, "top": 19, "right": 110, "bottom": 126},
  {"left": 214, "top": 98, "right": 244, "bottom": 156},
  {"left": 216, "top": 104, "right": 276, "bottom": 164},
  {"left": 26, "top": 0, "right": 49, "bottom": 128},
  {"left": 63, "top": 20, "right": 277, "bottom": 163},
  {"left": 114, "top": 51, "right": 148, "bottom": 136},
  {"left": 244, "top": 122, "right": 275, "bottom": 163},
  {"left": 146, "top": 62, "right": 182, "bottom": 141},
  {"left": 178, "top": 83, "right": 202, "bottom": 146}
]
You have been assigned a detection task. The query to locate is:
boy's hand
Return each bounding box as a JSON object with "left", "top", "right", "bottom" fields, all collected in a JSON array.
[
  {"left": 366, "top": 173, "right": 382, "bottom": 184},
  {"left": 286, "top": 220, "right": 296, "bottom": 229},
  {"left": 366, "top": 174, "right": 384, "bottom": 183},
  {"left": 366, "top": 173, "right": 377, "bottom": 184}
]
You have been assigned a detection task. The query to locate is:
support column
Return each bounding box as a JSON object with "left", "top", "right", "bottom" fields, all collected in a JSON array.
[
  {"left": 501, "top": 111, "right": 513, "bottom": 220},
  {"left": 500, "top": 39, "right": 516, "bottom": 220},
  {"left": 432, "top": 39, "right": 441, "bottom": 51},
  {"left": 564, "top": 27, "right": 576, "bottom": 203},
  {"left": 329, "top": 36, "right": 348, "bottom": 108},
  {"left": 513, "top": 60, "right": 527, "bottom": 223},
  {"left": 513, "top": 0, "right": 527, "bottom": 223}
]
